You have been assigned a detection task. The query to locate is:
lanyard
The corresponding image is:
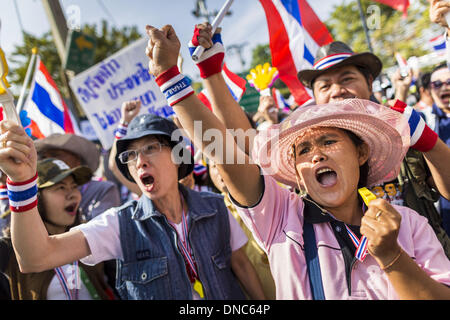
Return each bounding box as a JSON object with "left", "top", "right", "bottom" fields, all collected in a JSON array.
[
  {"left": 169, "top": 195, "right": 205, "bottom": 299},
  {"left": 54, "top": 261, "right": 80, "bottom": 300},
  {"left": 344, "top": 203, "right": 368, "bottom": 262},
  {"left": 345, "top": 224, "right": 368, "bottom": 261}
]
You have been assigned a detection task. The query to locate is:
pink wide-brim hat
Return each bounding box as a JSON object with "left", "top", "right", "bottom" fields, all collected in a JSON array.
[{"left": 252, "top": 99, "right": 410, "bottom": 188}]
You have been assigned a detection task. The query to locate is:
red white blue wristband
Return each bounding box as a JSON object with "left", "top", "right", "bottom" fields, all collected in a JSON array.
[
  {"left": 155, "top": 66, "right": 194, "bottom": 106},
  {"left": 114, "top": 121, "right": 128, "bottom": 140},
  {"left": 6, "top": 173, "right": 38, "bottom": 213},
  {"left": 0, "top": 184, "right": 7, "bottom": 201}
]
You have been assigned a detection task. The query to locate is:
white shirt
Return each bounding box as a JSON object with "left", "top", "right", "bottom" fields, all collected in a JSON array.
[
  {"left": 72, "top": 206, "right": 248, "bottom": 266},
  {"left": 46, "top": 264, "right": 92, "bottom": 300}
]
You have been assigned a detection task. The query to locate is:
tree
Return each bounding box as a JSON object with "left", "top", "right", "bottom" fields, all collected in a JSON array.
[
  {"left": 325, "top": 0, "right": 442, "bottom": 70},
  {"left": 9, "top": 20, "right": 142, "bottom": 94}
]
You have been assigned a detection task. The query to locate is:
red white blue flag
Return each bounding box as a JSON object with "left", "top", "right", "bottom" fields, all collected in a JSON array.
[
  {"left": 258, "top": 0, "right": 333, "bottom": 105},
  {"left": 23, "top": 56, "right": 78, "bottom": 139},
  {"left": 429, "top": 34, "right": 446, "bottom": 52},
  {"left": 197, "top": 63, "right": 246, "bottom": 111}
]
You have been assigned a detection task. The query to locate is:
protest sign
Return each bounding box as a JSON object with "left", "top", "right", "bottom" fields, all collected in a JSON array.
[{"left": 69, "top": 37, "right": 172, "bottom": 150}]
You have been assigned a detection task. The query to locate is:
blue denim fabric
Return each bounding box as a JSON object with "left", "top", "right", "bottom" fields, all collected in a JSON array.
[
  {"left": 430, "top": 104, "right": 450, "bottom": 236},
  {"left": 115, "top": 185, "right": 246, "bottom": 300}
]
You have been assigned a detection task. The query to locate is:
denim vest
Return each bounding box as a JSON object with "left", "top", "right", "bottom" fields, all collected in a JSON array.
[{"left": 115, "top": 185, "right": 246, "bottom": 300}]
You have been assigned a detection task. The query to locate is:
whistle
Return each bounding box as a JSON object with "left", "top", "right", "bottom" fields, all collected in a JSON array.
[{"left": 358, "top": 187, "right": 377, "bottom": 206}]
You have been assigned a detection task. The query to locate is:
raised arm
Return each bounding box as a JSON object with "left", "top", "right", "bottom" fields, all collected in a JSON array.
[
  {"left": 0, "top": 121, "right": 90, "bottom": 272},
  {"left": 145, "top": 24, "right": 262, "bottom": 206},
  {"left": 423, "top": 138, "right": 450, "bottom": 200},
  {"left": 190, "top": 23, "right": 254, "bottom": 155},
  {"left": 108, "top": 100, "right": 142, "bottom": 196},
  {"left": 390, "top": 100, "right": 450, "bottom": 200}
]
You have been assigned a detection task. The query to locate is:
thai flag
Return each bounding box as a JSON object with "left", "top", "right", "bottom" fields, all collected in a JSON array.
[
  {"left": 271, "top": 88, "right": 290, "bottom": 113},
  {"left": 429, "top": 34, "right": 446, "bottom": 52},
  {"left": 197, "top": 63, "right": 246, "bottom": 111},
  {"left": 258, "top": 0, "right": 333, "bottom": 105},
  {"left": 23, "top": 56, "right": 78, "bottom": 139}
]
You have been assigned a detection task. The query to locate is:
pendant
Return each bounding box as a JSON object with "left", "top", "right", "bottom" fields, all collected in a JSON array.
[{"left": 193, "top": 279, "right": 205, "bottom": 299}]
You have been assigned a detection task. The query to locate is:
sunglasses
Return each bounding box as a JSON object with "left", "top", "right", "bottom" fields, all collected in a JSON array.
[{"left": 431, "top": 78, "right": 450, "bottom": 89}]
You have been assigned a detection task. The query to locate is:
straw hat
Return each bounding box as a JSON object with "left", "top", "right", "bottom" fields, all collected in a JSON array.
[
  {"left": 34, "top": 134, "right": 100, "bottom": 172},
  {"left": 253, "top": 99, "right": 410, "bottom": 188}
]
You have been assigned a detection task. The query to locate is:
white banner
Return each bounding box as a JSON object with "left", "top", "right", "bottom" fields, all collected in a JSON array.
[{"left": 69, "top": 38, "right": 173, "bottom": 150}]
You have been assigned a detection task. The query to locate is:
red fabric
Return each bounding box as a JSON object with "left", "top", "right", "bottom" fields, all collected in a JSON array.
[
  {"left": 197, "top": 52, "right": 224, "bottom": 78},
  {"left": 259, "top": 0, "right": 311, "bottom": 105},
  {"left": 37, "top": 61, "right": 75, "bottom": 134},
  {"left": 298, "top": 0, "right": 333, "bottom": 46},
  {"left": 155, "top": 66, "right": 180, "bottom": 86},
  {"left": 412, "top": 125, "right": 438, "bottom": 152},
  {"left": 372, "top": 0, "right": 410, "bottom": 16},
  {"left": 191, "top": 26, "right": 201, "bottom": 47},
  {"left": 197, "top": 91, "right": 212, "bottom": 111},
  {"left": 10, "top": 199, "right": 38, "bottom": 213},
  {"left": 6, "top": 172, "right": 38, "bottom": 186}
]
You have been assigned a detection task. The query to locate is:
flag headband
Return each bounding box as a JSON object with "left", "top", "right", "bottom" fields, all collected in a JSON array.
[{"left": 313, "top": 53, "right": 354, "bottom": 71}]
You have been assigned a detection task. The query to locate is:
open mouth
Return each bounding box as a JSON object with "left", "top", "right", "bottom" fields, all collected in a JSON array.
[
  {"left": 140, "top": 172, "right": 155, "bottom": 191},
  {"left": 440, "top": 92, "right": 450, "bottom": 103},
  {"left": 64, "top": 203, "right": 78, "bottom": 216},
  {"left": 315, "top": 167, "right": 337, "bottom": 187}
]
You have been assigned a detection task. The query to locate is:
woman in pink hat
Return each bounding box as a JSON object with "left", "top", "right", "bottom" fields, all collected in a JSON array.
[{"left": 144, "top": 25, "right": 450, "bottom": 300}]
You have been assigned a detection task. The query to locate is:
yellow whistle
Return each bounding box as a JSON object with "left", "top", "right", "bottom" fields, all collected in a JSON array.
[
  {"left": 358, "top": 187, "right": 377, "bottom": 206},
  {"left": 0, "top": 47, "right": 11, "bottom": 95},
  {"left": 193, "top": 279, "right": 205, "bottom": 299}
]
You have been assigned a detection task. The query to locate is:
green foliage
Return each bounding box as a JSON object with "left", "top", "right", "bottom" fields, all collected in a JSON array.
[
  {"left": 326, "top": 0, "right": 442, "bottom": 69},
  {"left": 9, "top": 20, "right": 142, "bottom": 92},
  {"left": 81, "top": 20, "right": 141, "bottom": 64},
  {"left": 250, "top": 44, "right": 272, "bottom": 69},
  {"left": 9, "top": 31, "right": 60, "bottom": 88}
]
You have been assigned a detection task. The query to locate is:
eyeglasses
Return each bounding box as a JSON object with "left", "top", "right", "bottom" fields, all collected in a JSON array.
[
  {"left": 431, "top": 78, "right": 450, "bottom": 89},
  {"left": 118, "top": 141, "right": 168, "bottom": 164}
]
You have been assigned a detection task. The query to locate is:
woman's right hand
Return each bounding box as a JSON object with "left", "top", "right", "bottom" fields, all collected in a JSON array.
[{"left": 0, "top": 120, "right": 37, "bottom": 182}]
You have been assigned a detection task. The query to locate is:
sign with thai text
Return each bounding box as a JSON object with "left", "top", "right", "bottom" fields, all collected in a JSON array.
[{"left": 69, "top": 38, "right": 172, "bottom": 149}]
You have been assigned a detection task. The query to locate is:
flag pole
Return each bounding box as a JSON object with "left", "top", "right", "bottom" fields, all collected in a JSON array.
[
  {"left": 356, "top": 0, "right": 374, "bottom": 53},
  {"left": 191, "top": 0, "right": 234, "bottom": 61},
  {"left": 16, "top": 47, "right": 38, "bottom": 113}
]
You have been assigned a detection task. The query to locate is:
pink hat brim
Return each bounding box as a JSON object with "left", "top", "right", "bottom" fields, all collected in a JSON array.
[{"left": 254, "top": 99, "right": 410, "bottom": 188}]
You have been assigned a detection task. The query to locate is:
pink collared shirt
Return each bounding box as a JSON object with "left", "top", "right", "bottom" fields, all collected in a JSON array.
[{"left": 231, "top": 174, "right": 450, "bottom": 300}]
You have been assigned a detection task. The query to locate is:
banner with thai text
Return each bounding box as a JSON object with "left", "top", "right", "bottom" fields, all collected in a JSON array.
[{"left": 69, "top": 38, "right": 172, "bottom": 149}]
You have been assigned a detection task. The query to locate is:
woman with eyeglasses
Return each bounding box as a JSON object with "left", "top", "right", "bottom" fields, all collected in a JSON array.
[{"left": 0, "top": 110, "right": 266, "bottom": 300}]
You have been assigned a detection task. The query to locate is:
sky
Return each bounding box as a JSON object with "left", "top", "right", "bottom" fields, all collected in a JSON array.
[{"left": 0, "top": 0, "right": 344, "bottom": 86}]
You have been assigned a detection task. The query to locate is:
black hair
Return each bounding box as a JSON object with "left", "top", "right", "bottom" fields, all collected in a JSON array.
[
  {"left": 342, "top": 129, "right": 369, "bottom": 188},
  {"left": 417, "top": 72, "right": 431, "bottom": 90},
  {"left": 431, "top": 62, "right": 447, "bottom": 76},
  {"left": 355, "top": 65, "right": 373, "bottom": 87},
  {"left": 37, "top": 186, "right": 83, "bottom": 233}
]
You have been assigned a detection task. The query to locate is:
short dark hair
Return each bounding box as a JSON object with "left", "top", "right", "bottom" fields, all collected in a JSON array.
[
  {"left": 342, "top": 129, "right": 369, "bottom": 188},
  {"left": 417, "top": 72, "right": 431, "bottom": 90},
  {"left": 431, "top": 62, "right": 447, "bottom": 76}
]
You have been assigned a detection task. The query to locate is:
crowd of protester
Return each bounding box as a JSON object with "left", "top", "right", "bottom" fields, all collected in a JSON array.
[{"left": 0, "top": 1, "right": 449, "bottom": 300}]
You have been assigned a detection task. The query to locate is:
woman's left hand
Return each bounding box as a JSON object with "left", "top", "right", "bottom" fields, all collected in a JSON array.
[{"left": 360, "top": 198, "right": 402, "bottom": 268}]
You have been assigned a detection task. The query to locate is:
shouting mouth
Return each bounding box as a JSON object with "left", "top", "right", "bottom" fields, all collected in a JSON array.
[
  {"left": 315, "top": 167, "right": 337, "bottom": 187},
  {"left": 140, "top": 172, "right": 155, "bottom": 192},
  {"left": 64, "top": 203, "right": 78, "bottom": 216}
]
